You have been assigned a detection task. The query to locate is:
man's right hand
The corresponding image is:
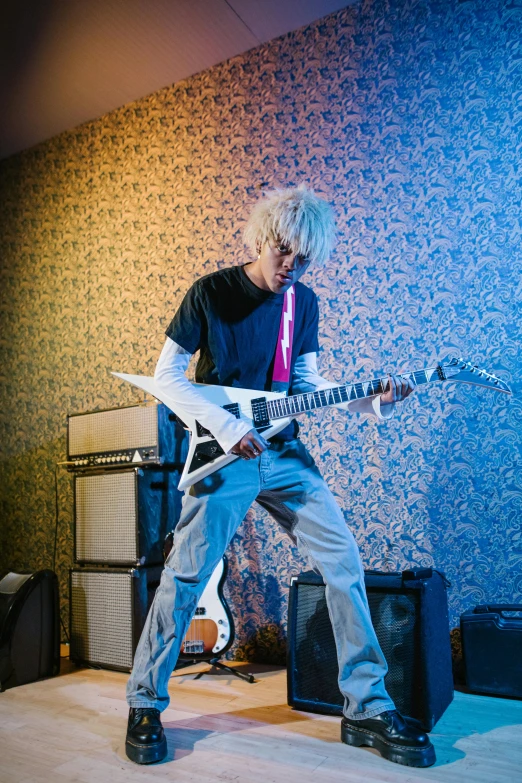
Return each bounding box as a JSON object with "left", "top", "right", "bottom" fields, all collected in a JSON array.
[{"left": 231, "top": 429, "right": 269, "bottom": 460}]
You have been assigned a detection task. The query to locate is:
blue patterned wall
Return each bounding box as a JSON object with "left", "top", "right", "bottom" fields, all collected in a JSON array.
[{"left": 0, "top": 0, "right": 521, "bottom": 661}]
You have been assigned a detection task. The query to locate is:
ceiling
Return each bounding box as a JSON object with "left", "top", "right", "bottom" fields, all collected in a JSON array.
[{"left": 0, "top": 0, "right": 358, "bottom": 160}]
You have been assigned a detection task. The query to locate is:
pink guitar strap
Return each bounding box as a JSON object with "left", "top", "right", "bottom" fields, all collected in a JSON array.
[{"left": 271, "top": 286, "right": 295, "bottom": 393}]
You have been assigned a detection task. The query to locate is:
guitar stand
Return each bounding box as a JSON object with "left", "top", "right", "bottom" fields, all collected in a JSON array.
[{"left": 175, "top": 656, "right": 257, "bottom": 683}]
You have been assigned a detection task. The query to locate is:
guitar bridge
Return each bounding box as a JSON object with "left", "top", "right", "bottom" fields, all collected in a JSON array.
[{"left": 183, "top": 640, "right": 204, "bottom": 654}]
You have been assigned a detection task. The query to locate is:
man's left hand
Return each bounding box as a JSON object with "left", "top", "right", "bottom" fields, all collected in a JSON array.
[{"left": 380, "top": 374, "right": 416, "bottom": 407}]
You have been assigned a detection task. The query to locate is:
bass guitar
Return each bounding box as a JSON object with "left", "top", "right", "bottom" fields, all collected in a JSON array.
[
  {"left": 163, "top": 531, "right": 234, "bottom": 660},
  {"left": 113, "top": 356, "right": 511, "bottom": 491}
]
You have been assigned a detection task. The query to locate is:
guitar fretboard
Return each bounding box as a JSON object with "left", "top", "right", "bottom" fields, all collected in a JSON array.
[{"left": 266, "top": 366, "right": 445, "bottom": 420}]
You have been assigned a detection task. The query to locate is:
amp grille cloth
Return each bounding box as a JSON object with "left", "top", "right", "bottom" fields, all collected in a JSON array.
[
  {"left": 71, "top": 571, "right": 134, "bottom": 669},
  {"left": 75, "top": 472, "right": 137, "bottom": 563},
  {"left": 69, "top": 406, "right": 157, "bottom": 455}
]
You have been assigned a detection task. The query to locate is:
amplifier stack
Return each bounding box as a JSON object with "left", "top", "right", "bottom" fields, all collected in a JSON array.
[{"left": 67, "top": 402, "right": 185, "bottom": 672}]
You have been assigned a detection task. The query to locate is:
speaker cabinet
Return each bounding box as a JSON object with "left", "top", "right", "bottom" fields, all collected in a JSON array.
[
  {"left": 461, "top": 604, "right": 522, "bottom": 698},
  {"left": 69, "top": 566, "right": 162, "bottom": 672},
  {"left": 0, "top": 570, "right": 60, "bottom": 691},
  {"left": 74, "top": 468, "right": 181, "bottom": 566},
  {"left": 287, "top": 569, "right": 453, "bottom": 731}
]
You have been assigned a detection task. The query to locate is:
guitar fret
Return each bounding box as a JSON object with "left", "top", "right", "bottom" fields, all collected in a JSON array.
[{"left": 265, "top": 365, "right": 446, "bottom": 422}]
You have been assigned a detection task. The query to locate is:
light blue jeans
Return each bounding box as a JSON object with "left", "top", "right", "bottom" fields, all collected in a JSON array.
[{"left": 127, "top": 439, "right": 395, "bottom": 719}]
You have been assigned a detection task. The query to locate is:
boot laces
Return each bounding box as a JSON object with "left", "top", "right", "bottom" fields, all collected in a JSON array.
[{"left": 130, "top": 707, "right": 160, "bottom": 726}]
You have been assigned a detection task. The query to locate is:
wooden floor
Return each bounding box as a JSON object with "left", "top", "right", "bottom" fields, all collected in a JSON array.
[{"left": 1, "top": 648, "right": 521, "bottom": 783}]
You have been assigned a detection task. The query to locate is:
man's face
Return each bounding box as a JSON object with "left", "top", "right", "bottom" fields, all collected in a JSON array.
[{"left": 256, "top": 239, "right": 312, "bottom": 293}]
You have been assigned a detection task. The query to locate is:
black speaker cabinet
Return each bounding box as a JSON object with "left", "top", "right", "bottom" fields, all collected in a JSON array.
[
  {"left": 0, "top": 570, "right": 60, "bottom": 691},
  {"left": 69, "top": 566, "right": 162, "bottom": 672},
  {"left": 74, "top": 468, "right": 181, "bottom": 566},
  {"left": 461, "top": 604, "right": 522, "bottom": 698},
  {"left": 287, "top": 569, "right": 453, "bottom": 731}
]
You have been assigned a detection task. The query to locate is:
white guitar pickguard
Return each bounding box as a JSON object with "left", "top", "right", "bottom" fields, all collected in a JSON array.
[{"left": 192, "top": 558, "right": 229, "bottom": 655}]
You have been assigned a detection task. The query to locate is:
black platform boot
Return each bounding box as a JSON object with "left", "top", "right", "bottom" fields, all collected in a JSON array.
[
  {"left": 125, "top": 707, "right": 167, "bottom": 764},
  {"left": 341, "top": 710, "right": 436, "bottom": 767}
]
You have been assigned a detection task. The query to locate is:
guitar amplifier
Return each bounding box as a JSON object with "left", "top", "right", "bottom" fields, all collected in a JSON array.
[
  {"left": 74, "top": 468, "right": 182, "bottom": 566},
  {"left": 287, "top": 569, "right": 454, "bottom": 731},
  {"left": 67, "top": 402, "right": 187, "bottom": 470},
  {"left": 461, "top": 604, "right": 522, "bottom": 697},
  {"left": 69, "top": 566, "right": 162, "bottom": 671}
]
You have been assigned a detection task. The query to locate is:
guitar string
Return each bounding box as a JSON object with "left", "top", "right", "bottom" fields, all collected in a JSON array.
[{"left": 230, "top": 367, "right": 442, "bottom": 419}]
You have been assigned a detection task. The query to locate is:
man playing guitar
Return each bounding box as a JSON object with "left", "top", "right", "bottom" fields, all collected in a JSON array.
[{"left": 125, "top": 186, "right": 435, "bottom": 768}]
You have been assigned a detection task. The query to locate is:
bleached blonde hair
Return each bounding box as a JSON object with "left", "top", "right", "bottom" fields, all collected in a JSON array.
[{"left": 243, "top": 185, "right": 336, "bottom": 266}]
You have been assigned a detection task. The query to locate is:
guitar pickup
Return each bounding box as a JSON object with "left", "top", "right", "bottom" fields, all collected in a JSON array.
[{"left": 251, "top": 397, "right": 269, "bottom": 428}]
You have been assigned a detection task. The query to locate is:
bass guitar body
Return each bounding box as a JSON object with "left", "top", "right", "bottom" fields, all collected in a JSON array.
[{"left": 164, "top": 531, "right": 234, "bottom": 659}]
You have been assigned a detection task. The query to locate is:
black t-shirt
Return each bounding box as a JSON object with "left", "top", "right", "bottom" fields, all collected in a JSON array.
[{"left": 165, "top": 264, "right": 320, "bottom": 438}]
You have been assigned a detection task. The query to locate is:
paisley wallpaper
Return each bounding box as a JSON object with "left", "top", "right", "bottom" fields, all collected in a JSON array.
[{"left": 1, "top": 0, "right": 521, "bottom": 667}]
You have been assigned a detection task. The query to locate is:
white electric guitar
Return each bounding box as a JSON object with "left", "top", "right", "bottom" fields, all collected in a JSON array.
[{"left": 113, "top": 356, "right": 511, "bottom": 491}]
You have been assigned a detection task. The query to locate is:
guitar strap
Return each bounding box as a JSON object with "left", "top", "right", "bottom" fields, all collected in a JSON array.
[{"left": 271, "top": 285, "right": 295, "bottom": 393}]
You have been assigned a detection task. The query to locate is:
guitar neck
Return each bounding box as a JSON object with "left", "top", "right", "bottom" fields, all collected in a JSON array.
[{"left": 266, "top": 365, "right": 445, "bottom": 420}]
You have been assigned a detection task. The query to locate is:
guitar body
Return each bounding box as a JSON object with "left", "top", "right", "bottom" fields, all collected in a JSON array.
[
  {"left": 179, "top": 556, "right": 234, "bottom": 659},
  {"left": 113, "top": 373, "right": 292, "bottom": 489},
  {"left": 163, "top": 532, "right": 234, "bottom": 659},
  {"left": 113, "top": 357, "right": 510, "bottom": 491}
]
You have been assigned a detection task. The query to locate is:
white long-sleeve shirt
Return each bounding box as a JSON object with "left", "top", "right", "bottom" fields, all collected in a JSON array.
[{"left": 154, "top": 336, "right": 394, "bottom": 455}]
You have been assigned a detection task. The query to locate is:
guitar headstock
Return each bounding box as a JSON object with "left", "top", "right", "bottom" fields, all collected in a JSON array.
[{"left": 440, "top": 356, "right": 512, "bottom": 394}]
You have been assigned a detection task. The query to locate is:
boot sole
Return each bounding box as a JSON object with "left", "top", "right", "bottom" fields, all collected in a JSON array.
[
  {"left": 125, "top": 736, "right": 167, "bottom": 764},
  {"left": 341, "top": 721, "right": 436, "bottom": 768}
]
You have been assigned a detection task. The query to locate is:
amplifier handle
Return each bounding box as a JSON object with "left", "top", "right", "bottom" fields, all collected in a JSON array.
[{"left": 474, "top": 604, "right": 522, "bottom": 614}]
